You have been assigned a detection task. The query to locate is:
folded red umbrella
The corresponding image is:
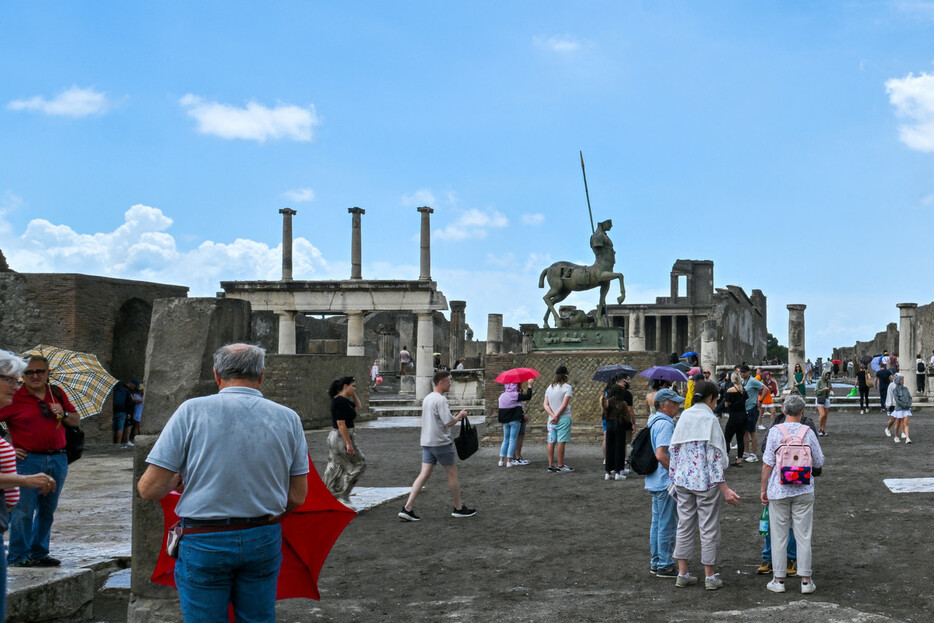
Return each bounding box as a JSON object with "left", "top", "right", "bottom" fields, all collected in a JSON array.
[
  {"left": 493, "top": 368, "right": 540, "bottom": 384},
  {"left": 151, "top": 458, "right": 355, "bottom": 601}
]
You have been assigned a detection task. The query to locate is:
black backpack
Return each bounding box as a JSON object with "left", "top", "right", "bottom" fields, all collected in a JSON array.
[
  {"left": 50, "top": 386, "right": 84, "bottom": 464},
  {"left": 918, "top": 361, "right": 926, "bottom": 373},
  {"left": 629, "top": 421, "right": 659, "bottom": 475}
]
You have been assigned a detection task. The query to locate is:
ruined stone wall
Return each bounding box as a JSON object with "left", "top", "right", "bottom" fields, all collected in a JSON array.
[
  {"left": 0, "top": 273, "right": 188, "bottom": 443},
  {"left": 710, "top": 286, "right": 767, "bottom": 365},
  {"left": 261, "top": 354, "right": 369, "bottom": 430},
  {"left": 835, "top": 322, "right": 899, "bottom": 362}
]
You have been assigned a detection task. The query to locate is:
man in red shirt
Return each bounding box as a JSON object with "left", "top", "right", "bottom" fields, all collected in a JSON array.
[{"left": 0, "top": 355, "right": 79, "bottom": 567}]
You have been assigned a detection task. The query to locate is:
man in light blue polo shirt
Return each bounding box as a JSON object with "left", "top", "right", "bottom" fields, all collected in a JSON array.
[
  {"left": 138, "top": 343, "right": 309, "bottom": 623},
  {"left": 645, "top": 388, "right": 684, "bottom": 578}
]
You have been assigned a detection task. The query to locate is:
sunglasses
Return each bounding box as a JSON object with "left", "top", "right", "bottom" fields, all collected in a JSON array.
[{"left": 24, "top": 369, "right": 48, "bottom": 377}]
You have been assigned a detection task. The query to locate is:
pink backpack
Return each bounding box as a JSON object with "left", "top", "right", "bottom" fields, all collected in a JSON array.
[{"left": 774, "top": 423, "right": 812, "bottom": 485}]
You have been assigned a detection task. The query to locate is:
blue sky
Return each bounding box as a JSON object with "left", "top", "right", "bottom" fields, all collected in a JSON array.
[{"left": 2, "top": 1, "right": 934, "bottom": 359}]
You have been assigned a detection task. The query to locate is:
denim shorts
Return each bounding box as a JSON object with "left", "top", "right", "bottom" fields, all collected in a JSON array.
[
  {"left": 421, "top": 443, "right": 456, "bottom": 466},
  {"left": 112, "top": 412, "right": 130, "bottom": 430},
  {"left": 815, "top": 398, "right": 831, "bottom": 408},
  {"left": 547, "top": 415, "right": 572, "bottom": 443}
]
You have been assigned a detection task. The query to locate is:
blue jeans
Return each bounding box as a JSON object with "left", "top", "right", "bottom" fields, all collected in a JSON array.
[
  {"left": 762, "top": 525, "right": 797, "bottom": 562},
  {"left": 0, "top": 532, "right": 7, "bottom": 621},
  {"left": 9, "top": 452, "right": 68, "bottom": 564},
  {"left": 176, "top": 524, "right": 282, "bottom": 623},
  {"left": 649, "top": 489, "right": 677, "bottom": 570},
  {"left": 500, "top": 420, "right": 520, "bottom": 459}
]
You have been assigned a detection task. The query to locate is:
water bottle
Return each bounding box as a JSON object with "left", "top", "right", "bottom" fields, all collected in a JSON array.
[{"left": 758, "top": 504, "right": 769, "bottom": 535}]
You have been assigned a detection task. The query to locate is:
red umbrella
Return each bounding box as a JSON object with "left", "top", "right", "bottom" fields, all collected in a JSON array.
[
  {"left": 151, "top": 458, "right": 355, "bottom": 601},
  {"left": 493, "top": 368, "right": 540, "bottom": 384}
]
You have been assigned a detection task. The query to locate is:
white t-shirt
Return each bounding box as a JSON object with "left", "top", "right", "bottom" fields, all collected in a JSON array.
[
  {"left": 545, "top": 383, "right": 573, "bottom": 418},
  {"left": 420, "top": 391, "right": 454, "bottom": 447}
]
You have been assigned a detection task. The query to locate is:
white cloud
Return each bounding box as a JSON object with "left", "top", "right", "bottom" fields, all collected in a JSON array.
[
  {"left": 401, "top": 189, "right": 436, "bottom": 207},
  {"left": 282, "top": 188, "right": 315, "bottom": 203},
  {"left": 521, "top": 213, "right": 545, "bottom": 226},
  {"left": 533, "top": 35, "right": 582, "bottom": 52},
  {"left": 3, "top": 204, "right": 328, "bottom": 295},
  {"left": 886, "top": 72, "right": 934, "bottom": 151},
  {"left": 179, "top": 94, "right": 318, "bottom": 142},
  {"left": 7, "top": 86, "right": 113, "bottom": 117},
  {"left": 434, "top": 209, "right": 509, "bottom": 241}
]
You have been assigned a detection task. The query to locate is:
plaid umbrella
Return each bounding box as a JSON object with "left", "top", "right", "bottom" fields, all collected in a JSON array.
[{"left": 21, "top": 345, "right": 118, "bottom": 419}]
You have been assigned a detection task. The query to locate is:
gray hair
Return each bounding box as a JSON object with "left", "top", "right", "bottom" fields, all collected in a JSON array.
[
  {"left": 783, "top": 393, "right": 805, "bottom": 416},
  {"left": 213, "top": 344, "right": 265, "bottom": 380},
  {"left": 0, "top": 350, "right": 26, "bottom": 378}
]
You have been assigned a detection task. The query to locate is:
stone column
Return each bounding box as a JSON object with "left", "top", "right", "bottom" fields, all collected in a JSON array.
[
  {"left": 348, "top": 206, "right": 365, "bottom": 280},
  {"left": 415, "top": 312, "right": 434, "bottom": 399},
  {"left": 278, "top": 208, "right": 297, "bottom": 281},
  {"left": 346, "top": 311, "right": 365, "bottom": 357},
  {"left": 700, "top": 318, "right": 719, "bottom": 376},
  {"left": 520, "top": 323, "right": 538, "bottom": 353},
  {"left": 898, "top": 303, "right": 918, "bottom": 395},
  {"left": 417, "top": 206, "right": 433, "bottom": 281},
  {"left": 787, "top": 304, "right": 806, "bottom": 389},
  {"left": 670, "top": 315, "right": 678, "bottom": 357},
  {"left": 628, "top": 306, "right": 646, "bottom": 351},
  {"left": 377, "top": 324, "right": 397, "bottom": 373},
  {"left": 486, "top": 313, "right": 504, "bottom": 355},
  {"left": 130, "top": 298, "right": 252, "bottom": 623},
  {"left": 449, "top": 300, "right": 466, "bottom": 368},
  {"left": 277, "top": 310, "right": 297, "bottom": 355}
]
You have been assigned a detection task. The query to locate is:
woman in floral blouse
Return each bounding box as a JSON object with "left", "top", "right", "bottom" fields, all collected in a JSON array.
[{"left": 668, "top": 381, "right": 741, "bottom": 591}]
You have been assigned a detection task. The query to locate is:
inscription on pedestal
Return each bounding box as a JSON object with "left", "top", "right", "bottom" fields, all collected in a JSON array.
[{"left": 532, "top": 327, "right": 624, "bottom": 351}]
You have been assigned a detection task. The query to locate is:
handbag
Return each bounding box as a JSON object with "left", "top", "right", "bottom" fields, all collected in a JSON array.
[
  {"left": 865, "top": 371, "right": 874, "bottom": 388},
  {"left": 50, "top": 385, "right": 84, "bottom": 463},
  {"left": 453, "top": 417, "right": 478, "bottom": 460}
]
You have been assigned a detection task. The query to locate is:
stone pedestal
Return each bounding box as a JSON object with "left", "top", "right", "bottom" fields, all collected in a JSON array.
[
  {"left": 415, "top": 312, "right": 434, "bottom": 399},
  {"left": 486, "top": 314, "right": 504, "bottom": 355},
  {"left": 628, "top": 306, "right": 646, "bottom": 351},
  {"left": 898, "top": 303, "right": 918, "bottom": 395},
  {"left": 787, "top": 304, "right": 807, "bottom": 389},
  {"left": 346, "top": 311, "right": 365, "bottom": 357},
  {"left": 277, "top": 310, "right": 297, "bottom": 355},
  {"left": 377, "top": 324, "right": 397, "bottom": 373},
  {"left": 348, "top": 207, "right": 365, "bottom": 280},
  {"left": 449, "top": 300, "right": 466, "bottom": 368},
  {"left": 129, "top": 297, "right": 252, "bottom": 623}
]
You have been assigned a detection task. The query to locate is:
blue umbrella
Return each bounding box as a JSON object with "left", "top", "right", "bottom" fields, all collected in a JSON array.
[
  {"left": 870, "top": 356, "right": 883, "bottom": 372},
  {"left": 681, "top": 351, "right": 698, "bottom": 359},
  {"left": 639, "top": 366, "right": 689, "bottom": 382},
  {"left": 592, "top": 364, "right": 639, "bottom": 384}
]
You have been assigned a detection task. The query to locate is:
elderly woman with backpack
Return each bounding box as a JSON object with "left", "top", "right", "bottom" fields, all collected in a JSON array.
[{"left": 760, "top": 393, "right": 825, "bottom": 595}]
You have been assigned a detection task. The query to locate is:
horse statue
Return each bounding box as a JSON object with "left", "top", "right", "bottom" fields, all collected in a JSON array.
[{"left": 538, "top": 218, "right": 626, "bottom": 328}]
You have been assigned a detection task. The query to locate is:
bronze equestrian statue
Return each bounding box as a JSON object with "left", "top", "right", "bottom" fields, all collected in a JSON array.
[{"left": 538, "top": 219, "right": 626, "bottom": 328}]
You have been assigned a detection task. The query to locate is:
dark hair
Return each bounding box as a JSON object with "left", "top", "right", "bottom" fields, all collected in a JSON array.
[
  {"left": 432, "top": 370, "right": 451, "bottom": 387},
  {"left": 551, "top": 371, "right": 568, "bottom": 386},
  {"left": 328, "top": 376, "right": 355, "bottom": 398},
  {"left": 27, "top": 355, "right": 49, "bottom": 368},
  {"left": 693, "top": 380, "right": 719, "bottom": 404},
  {"left": 651, "top": 379, "right": 671, "bottom": 390}
]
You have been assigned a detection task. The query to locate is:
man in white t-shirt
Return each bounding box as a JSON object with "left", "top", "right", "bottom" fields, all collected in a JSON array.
[{"left": 398, "top": 371, "right": 476, "bottom": 521}]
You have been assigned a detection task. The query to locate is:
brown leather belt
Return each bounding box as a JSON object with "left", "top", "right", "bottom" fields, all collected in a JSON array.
[{"left": 180, "top": 516, "right": 277, "bottom": 535}]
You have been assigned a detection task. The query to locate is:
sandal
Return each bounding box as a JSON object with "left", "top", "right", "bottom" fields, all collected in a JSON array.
[{"left": 732, "top": 461, "right": 744, "bottom": 467}]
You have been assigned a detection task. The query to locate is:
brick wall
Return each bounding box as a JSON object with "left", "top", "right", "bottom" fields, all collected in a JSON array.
[{"left": 262, "top": 354, "right": 370, "bottom": 429}]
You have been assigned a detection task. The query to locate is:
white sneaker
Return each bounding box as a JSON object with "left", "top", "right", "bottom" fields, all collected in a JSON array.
[
  {"left": 498, "top": 459, "right": 505, "bottom": 467},
  {"left": 757, "top": 424, "right": 766, "bottom": 430},
  {"left": 621, "top": 468, "right": 631, "bottom": 475},
  {"left": 126, "top": 441, "right": 135, "bottom": 447},
  {"left": 506, "top": 460, "right": 514, "bottom": 467},
  {"left": 730, "top": 443, "right": 737, "bottom": 450},
  {"left": 745, "top": 454, "right": 759, "bottom": 463},
  {"left": 605, "top": 472, "right": 612, "bottom": 480},
  {"left": 766, "top": 579, "right": 786, "bottom": 593},
  {"left": 894, "top": 437, "right": 901, "bottom": 444},
  {"left": 615, "top": 472, "right": 627, "bottom": 480},
  {"left": 906, "top": 437, "right": 912, "bottom": 444},
  {"left": 901, "top": 432, "right": 907, "bottom": 439},
  {"left": 801, "top": 580, "right": 817, "bottom": 594},
  {"left": 885, "top": 427, "right": 892, "bottom": 437}
]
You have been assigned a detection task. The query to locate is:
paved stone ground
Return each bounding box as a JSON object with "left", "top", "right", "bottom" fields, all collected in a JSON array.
[{"left": 9, "top": 409, "right": 934, "bottom": 622}]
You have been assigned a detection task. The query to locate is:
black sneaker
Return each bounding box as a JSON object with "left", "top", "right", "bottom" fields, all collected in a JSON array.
[
  {"left": 547, "top": 466, "right": 558, "bottom": 473},
  {"left": 397, "top": 507, "right": 420, "bottom": 522},
  {"left": 655, "top": 565, "right": 679, "bottom": 578},
  {"left": 34, "top": 556, "right": 61, "bottom": 567},
  {"left": 451, "top": 505, "right": 477, "bottom": 518},
  {"left": 8, "top": 559, "right": 35, "bottom": 568}
]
